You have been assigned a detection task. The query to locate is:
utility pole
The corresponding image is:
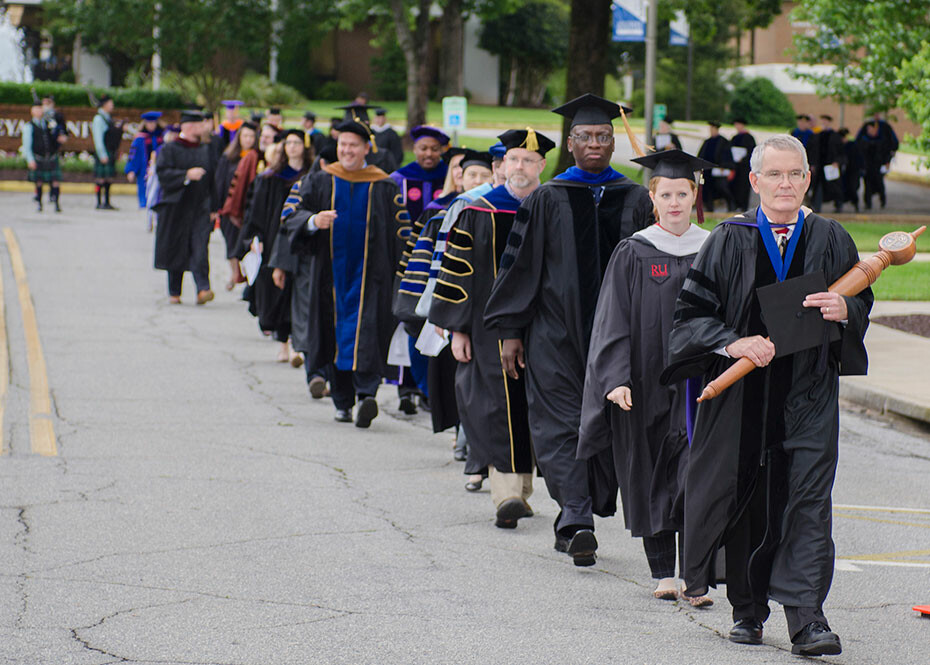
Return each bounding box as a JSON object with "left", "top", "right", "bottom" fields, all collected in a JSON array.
[
  {"left": 644, "top": 0, "right": 658, "bottom": 148},
  {"left": 152, "top": 2, "right": 161, "bottom": 90},
  {"left": 686, "top": 35, "right": 693, "bottom": 121},
  {"left": 269, "top": 0, "right": 280, "bottom": 83}
]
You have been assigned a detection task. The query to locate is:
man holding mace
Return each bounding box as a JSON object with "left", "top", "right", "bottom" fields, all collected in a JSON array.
[{"left": 662, "top": 135, "right": 872, "bottom": 656}]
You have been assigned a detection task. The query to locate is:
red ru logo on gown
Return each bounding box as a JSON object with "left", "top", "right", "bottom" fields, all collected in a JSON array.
[
  {"left": 651, "top": 264, "right": 669, "bottom": 277},
  {"left": 408, "top": 187, "right": 422, "bottom": 202}
]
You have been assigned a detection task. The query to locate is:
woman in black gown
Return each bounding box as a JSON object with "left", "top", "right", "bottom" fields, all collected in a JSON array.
[{"left": 237, "top": 129, "right": 313, "bottom": 363}]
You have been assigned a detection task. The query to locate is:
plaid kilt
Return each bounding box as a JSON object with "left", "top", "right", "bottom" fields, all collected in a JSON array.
[
  {"left": 94, "top": 154, "right": 116, "bottom": 179},
  {"left": 28, "top": 156, "right": 62, "bottom": 183}
]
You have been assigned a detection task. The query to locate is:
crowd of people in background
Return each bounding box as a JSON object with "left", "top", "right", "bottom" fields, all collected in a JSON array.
[{"left": 17, "top": 89, "right": 874, "bottom": 658}]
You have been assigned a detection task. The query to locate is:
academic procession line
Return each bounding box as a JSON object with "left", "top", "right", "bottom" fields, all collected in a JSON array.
[{"left": 9, "top": 91, "right": 929, "bottom": 658}]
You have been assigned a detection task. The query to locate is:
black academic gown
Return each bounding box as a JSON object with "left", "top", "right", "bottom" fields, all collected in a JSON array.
[
  {"left": 662, "top": 209, "right": 871, "bottom": 607},
  {"left": 374, "top": 126, "right": 404, "bottom": 165},
  {"left": 578, "top": 227, "right": 706, "bottom": 537},
  {"left": 430, "top": 186, "right": 533, "bottom": 474},
  {"left": 213, "top": 153, "right": 242, "bottom": 259},
  {"left": 484, "top": 172, "right": 653, "bottom": 530},
  {"left": 811, "top": 130, "right": 845, "bottom": 206},
  {"left": 730, "top": 132, "right": 756, "bottom": 210},
  {"left": 153, "top": 139, "right": 212, "bottom": 272},
  {"left": 393, "top": 193, "right": 462, "bottom": 434},
  {"left": 698, "top": 135, "right": 735, "bottom": 211},
  {"left": 237, "top": 168, "right": 305, "bottom": 337},
  {"left": 283, "top": 164, "right": 407, "bottom": 377}
]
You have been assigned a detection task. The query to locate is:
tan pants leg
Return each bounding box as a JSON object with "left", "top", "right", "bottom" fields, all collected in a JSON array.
[{"left": 489, "top": 466, "right": 534, "bottom": 508}]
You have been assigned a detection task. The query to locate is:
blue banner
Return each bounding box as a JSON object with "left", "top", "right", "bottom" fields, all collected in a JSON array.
[{"left": 612, "top": 2, "right": 646, "bottom": 43}]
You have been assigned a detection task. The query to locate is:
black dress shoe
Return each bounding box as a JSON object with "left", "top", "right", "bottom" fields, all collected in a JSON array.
[
  {"left": 334, "top": 409, "right": 352, "bottom": 423},
  {"left": 495, "top": 498, "right": 531, "bottom": 529},
  {"left": 728, "top": 618, "right": 763, "bottom": 645},
  {"left": 554, "top": 534, "right": 570, "bottom": 553},
  {"left": 398, "top": 395, "right": 417, "bottom": 414},
  {"left": 452, "top": 448, "right": 466, "bottom": 461},
  {"left": 567, "top": 529, "right": 597, "bottom": 567},
  {"left": 791, "top": 621, "right": 841, "bottom": 656},
  {"left": 355, "top": 397, "right": 378, "bottom": 428}
]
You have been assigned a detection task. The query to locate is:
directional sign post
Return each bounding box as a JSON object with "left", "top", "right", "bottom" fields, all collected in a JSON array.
[{"left": 442, "top": 96, "right": 467, "bottom": 147}]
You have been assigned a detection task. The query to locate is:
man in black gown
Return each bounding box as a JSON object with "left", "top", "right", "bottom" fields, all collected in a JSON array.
[
  {"left": 153, "top": 110, "right": 215, "bottom": 305},
  {"left": 730, "top": 119, "right": 756, "bottom": 210},
  {"left": 663, "top": 135, "right": 871, "bottom": 656},
  {"left": 282, "top": 120, "right": 408, "bottom": 428},
  {"left": 698, "top": 121, "right": 735, "bottom": 212},
  {"left": 484, "top": 94, "right": 653, "bottom": 565},
  {"left": 430, "top": 131, "right": 554, "bottom": 530}
]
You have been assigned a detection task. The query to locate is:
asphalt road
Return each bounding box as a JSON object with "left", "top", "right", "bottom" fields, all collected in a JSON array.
[{"left": 0, "top": 192, "right": 928, "bottom": 664}]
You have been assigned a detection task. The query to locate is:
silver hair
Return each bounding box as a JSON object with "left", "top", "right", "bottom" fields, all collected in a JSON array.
[{"left": 749, "top": 134, "right": 810, "bottom": 174}]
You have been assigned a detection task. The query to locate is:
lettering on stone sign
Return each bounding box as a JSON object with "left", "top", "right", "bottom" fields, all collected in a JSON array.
[{"left": 651, "top": 263, "right": 668, "bottom": 277}]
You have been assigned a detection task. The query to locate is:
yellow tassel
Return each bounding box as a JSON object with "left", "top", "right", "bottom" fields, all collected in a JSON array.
[
  {"left": 619, "top": 107, "right": 647, "bottom": 158},
  {"left": 523, "top": 126, "right": 539, "bottom": 152},
  {"left": 304, "top": 132, "right": 310, "bottom": 149}
]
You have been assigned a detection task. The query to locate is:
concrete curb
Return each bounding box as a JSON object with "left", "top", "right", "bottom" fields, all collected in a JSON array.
[{"left": 839, "top": 380, "right": 930, "bottom": 424}]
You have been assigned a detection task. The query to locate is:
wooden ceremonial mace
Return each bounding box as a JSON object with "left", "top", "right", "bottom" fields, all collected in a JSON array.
[{"left": 696, "top": 226, "right": 927, "bottom": 402}]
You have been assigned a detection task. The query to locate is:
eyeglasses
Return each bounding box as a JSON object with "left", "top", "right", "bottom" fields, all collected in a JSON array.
[
  {"left": 504, "top": 155, "right": 543, "bottom": 166},
  {"left": 569, "top": 133, "right": 613, "bottom": 146},
  {"left": 757, "top": 169, "right": 807, "bottom": 183}
]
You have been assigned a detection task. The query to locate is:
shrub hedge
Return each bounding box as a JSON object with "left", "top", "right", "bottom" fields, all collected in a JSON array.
[{"left": 0, "top": 81, "right": 188, "bottom": 109}]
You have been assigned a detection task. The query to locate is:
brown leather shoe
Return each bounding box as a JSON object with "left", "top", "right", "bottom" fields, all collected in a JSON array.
[
  {"left": 168, "top": 296, "right": 181, "bottom": 305},
  {"left": 196, "top": 290, "right": 215, "bottom": 305}
]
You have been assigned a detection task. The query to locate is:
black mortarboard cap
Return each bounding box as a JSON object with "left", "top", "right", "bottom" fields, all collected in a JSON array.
[
  {"left": 179, "top": 109, "right": 205, "bottom": 124},
  {"left": 303, "top": 110, "right": 317, "bottom": 121},
  {"left": 375, "top": 107, "right": 387, "bottom": 116},
  {"left": 460, "top": 149, "right": 493, "bottom": 171},
  {"left": 319, "top": 143, "right": 338, "bottom": 164},
  {"left": 240, "top": 121, "right": 258, "bottom": 133},
  {"left": 631, "top": 149, "right": 716, "bottom": 182},
  {"left": 733, "top": 117, "right": 748, "bottom": 125},
  {"left": 755, "top": 272, "right": 841, "bottom": 358},
  {"left": 551, "top": 93, "right": 631, "bottom": 128},
  {"left": 268, "top": 107, "right": 281, "bottom": 115},
  {"left": 250, "top": 111, "right": 265, "bottom": 123},
  {"left": 708, "top": 120, "right": 721, "bottom": 128},
  {"left": 497, "top": 127, "right": 556, "bottom": 156},
  {"left": 820, "top": 114, "right": 833, "bottom": 122},
  {"left": 796, "top": 114, "right": 811, "bottom": 121},
  {"left": 442, "top": 146, "right": 468, "bottom": 163},
  {"left": 335, "top": 119, "right": 373, "bottom": 143},
  {"left": 98, "top": 94, "right": 112, "bottom": 107},
  {"left": 335, "top": 103, "right": 377, "bottom": 124}
]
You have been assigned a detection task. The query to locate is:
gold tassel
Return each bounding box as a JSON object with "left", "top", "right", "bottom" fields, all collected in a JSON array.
[
  {"left": 619, "top": 106, "right": 647, "bottom": 158},
  {"left": 523, "top": 127, "right": 539, "bottom": 152},
  {"left": 304, "top": 132, "right": 310, "bottom": 149}
]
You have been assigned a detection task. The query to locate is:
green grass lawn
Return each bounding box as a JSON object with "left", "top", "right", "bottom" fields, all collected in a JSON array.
[{"left": 869, "top": 261, "right": 930, "bottom": 300}]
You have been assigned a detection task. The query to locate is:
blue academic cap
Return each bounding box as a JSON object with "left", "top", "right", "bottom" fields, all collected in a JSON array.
[
  {"left": 140, "top": 111, "right": 162, "bottom": 121},
  {"left": 489, "top": 142, "right": 506, "bottom": 159},
  {"left": 221, "top": 99, "right": 244, "bottom": 108},
  {"left": 410, "top": 125, "right": 450, "bottom": 146}
]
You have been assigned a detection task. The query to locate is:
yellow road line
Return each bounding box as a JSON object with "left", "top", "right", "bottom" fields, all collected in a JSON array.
[
  {"left": 3, "top": 228, "right": 56, "bottom": 456},
  {"left": 833, "top": 511, "right": 930, "bottom": 530},
  {"left": 0, "top": 250, "right": 6, "bottom": 455},
  {"left": 838, "top": 548, "right": 930, "bottom": 563},
  {"left": 833, "top": 503, "right": 930, "bottom": 515}
]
